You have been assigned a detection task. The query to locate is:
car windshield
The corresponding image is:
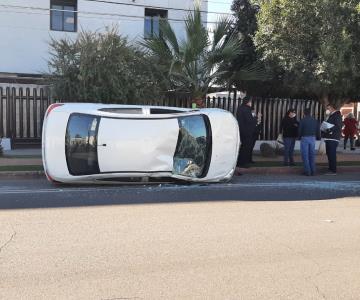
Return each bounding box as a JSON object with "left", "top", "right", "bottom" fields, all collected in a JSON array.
[
  {"left": 173, "top": 115, "right": 211, "bottom": 178},
  {"left": 65, "top": 114, "right": 100, "bottom": 175}
]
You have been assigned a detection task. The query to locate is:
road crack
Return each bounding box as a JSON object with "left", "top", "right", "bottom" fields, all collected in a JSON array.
[{"left": 0, "top": 229, "right": 16, "bottom": 254}]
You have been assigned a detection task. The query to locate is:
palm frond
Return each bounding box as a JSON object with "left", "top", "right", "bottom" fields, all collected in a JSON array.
[
  {"left": 159, "top": 19, "right": 180, "bottom": 55},
  {"left": 224, "top": 62, "right": 272, "bottom": 82}
]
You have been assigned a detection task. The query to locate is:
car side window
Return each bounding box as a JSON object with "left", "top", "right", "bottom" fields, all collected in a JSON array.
[
  {"left": 65, "top": 114, "right": 100, "bottom": 175},
  {"left": 173, "top": 115, "right": 211, "bottom": 178}
]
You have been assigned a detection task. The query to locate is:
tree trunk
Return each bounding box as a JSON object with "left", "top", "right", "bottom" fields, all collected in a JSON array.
[
  {"left": 319, "top": 93, "right": 347, "bottom": 110},
  {"left": 319, "top": 93, "right": 329, "bottom": 106}
]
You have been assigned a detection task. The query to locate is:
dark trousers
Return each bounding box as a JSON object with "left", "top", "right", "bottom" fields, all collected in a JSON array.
[
  {"left": 344, "top": 136, "right": 354, "bottom": 149},
  {"left": 325, "top": 140, "right": 338, "bottom": 173},
  {"left": 249, "top": 137, "right": 257, "bottom": 162},
  {"left": 237, "top": 136, "right": 253, "bottom": 167},
  {"left": 283, "top": 137, "right": 296, "bottom": 164}
]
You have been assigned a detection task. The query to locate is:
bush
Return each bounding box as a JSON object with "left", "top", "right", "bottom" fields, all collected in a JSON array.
[
  {"left": 260, "top": 142, "right": 276, "bottom": 157},
  {"left": 48, "top": 27, "right": 168, "bottom": 104}
]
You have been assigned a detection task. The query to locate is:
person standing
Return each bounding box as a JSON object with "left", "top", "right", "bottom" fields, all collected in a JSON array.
[
  {"left": 322, "top": 104, "right": 342, "bottom": 175},
  {"left": 249, "top": 110, "right": 262, "bottom": 164},
  {"left": 236, "top": 97, "right": 258, "bottom": 168},
  {"left": 298, "top": 108, "right": 321, "bottom": 176},
  {"left": 343, "top": 112, "right": 358, "bottom": 150},
  {"left": 280, "top": 109, "right": 299, "bottom": 166}
]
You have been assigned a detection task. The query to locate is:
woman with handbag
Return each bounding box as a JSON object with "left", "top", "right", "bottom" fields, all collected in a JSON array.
[{"left": 280, "top": 109, "right": 299, "bottom": 166}]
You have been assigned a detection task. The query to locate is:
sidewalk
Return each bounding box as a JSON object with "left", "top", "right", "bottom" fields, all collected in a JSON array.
[
  {"left": 239, "top": 149, "right": 360, "bottom": 175},
  {"left": 1, "top": 148, "right": 42, "bottom": 168},
  {"left": 3, "top": 148, "right": 41, "bottom": 157}
]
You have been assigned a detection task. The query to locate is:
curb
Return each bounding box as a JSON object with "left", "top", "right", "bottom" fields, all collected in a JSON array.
[
  {"left": 237, "top": 166, "right": 360, "bottom": 175},
  {"left": 1, "top": 166, "right": 360, "bottom": 178},
  {"left": 0, "top": 171, "right": 45, "bottom": 177}
]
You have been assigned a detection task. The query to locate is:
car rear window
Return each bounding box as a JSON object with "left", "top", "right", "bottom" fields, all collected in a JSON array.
[
  {"left": 173, "top": 115, "right": 211, "bottom": 178},
  {"left": 65, "top": 114, "right": 100, "bottom": 175}
]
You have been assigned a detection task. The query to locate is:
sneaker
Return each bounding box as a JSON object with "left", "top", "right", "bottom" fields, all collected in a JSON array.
[
  {"left": 302, "top": 172, "right": 311, "bottom": 176},
  {"left": 289, "top": 162, "right": 296, "bottom": 166},
  {"left": 351, "top": 148, "right": 356, "bottom": 151},
  {"left": 324, "top": 172, "right": 337, "bottom": 176}
]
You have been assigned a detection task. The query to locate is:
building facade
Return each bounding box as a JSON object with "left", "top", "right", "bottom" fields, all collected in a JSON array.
[{"left": 0, "top": 0, "right": 207, "bottom": 77}]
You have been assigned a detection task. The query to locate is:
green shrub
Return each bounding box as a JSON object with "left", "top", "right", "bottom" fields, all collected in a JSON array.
[{"left": 48, "top": 27, "right": 168, "bottom": 104}]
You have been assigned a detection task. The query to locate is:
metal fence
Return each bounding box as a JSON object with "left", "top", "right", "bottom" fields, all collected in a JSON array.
[
  {"left": 0, "top": 86, "right": 53, "bottom": 147},
  {"left": 0, "top": 87, "right": 324, "bottom": 146},
  {"left": 157, "top": 95, "right": 325, "bottom": 140},
  {"left": 203, "top": 96, "right": 325, "bottom": 140}
]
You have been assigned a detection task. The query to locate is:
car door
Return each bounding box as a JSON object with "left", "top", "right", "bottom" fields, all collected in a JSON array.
[{"left": 97, "top": 117, "right": 179, "bottom": 173}]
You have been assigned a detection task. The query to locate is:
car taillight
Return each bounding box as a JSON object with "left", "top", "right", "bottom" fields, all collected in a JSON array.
[
  {"left": 45, "top": 103, "right": 63, "bottom": 118},
  {"left": 45, "top": 170, "right": 60, "bottom": 184}
]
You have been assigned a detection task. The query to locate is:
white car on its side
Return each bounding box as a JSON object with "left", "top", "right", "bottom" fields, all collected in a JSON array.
[{"left": 42, "top": 103, "right": 240, "bottom": 184}]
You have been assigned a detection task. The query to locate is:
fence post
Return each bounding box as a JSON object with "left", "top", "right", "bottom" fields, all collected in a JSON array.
[
  {"left": 0, "top": 87, "right": 3, "bottom": 138},
  {"left": 26, "top": 88, "right": 31, "bottom": 138},
  {"left": 19, "top": 88, "right": 24, "bottom": 138}
]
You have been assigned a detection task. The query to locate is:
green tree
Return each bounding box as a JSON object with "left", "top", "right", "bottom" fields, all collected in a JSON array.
[
  {"left": 48, "top": 28, "right": 168, "bottom": 103},
  {"left": 227, "top": 0, "right": 270, "bottom": 94},
  {"left": 141, "top": 7, "right": 244, "bottom": 105},
  {"left": 255, "top": 0, "right": 360, "bottom": 107}
]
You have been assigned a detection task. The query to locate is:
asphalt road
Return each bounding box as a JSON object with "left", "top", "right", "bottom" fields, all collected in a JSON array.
[
  {"left": 1, "top": 174, "right": 360, "bottom": 299},
  {"left": 0, "top": 173, "right": 360, "bottom": 209}
]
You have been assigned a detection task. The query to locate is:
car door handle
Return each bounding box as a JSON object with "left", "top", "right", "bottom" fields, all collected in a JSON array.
[{"left": 98, "top": 144, "right": 107, "bottom": 147}]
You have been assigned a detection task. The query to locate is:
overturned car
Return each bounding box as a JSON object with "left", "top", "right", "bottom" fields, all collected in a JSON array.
[{"left": 42, "top": 103, "right": 240, "bottom": 183}]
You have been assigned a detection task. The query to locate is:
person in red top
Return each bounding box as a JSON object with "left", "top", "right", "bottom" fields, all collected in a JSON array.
[{"left": 343, "top": 113, "right": 358, "bottom": 150}]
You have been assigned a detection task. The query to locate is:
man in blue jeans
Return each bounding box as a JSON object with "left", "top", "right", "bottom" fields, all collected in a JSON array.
[{"left": 298, "top": 108, "right": 321, "bottom": 176}]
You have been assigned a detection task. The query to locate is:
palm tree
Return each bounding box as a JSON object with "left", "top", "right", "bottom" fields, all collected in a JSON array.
[{"left": 142, "top": 7, "right": 247, "bottom": 107}]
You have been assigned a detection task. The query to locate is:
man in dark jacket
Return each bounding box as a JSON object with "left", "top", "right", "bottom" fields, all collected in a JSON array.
[
  {"left": 322, "top": 104, "right": 342, "bottom": 175},
  {"left": 298, "top": 108, "right": 321, "bottom": 176},
  {"left": 250, "top": 110, "right": 262, "bottom": 164},
  {"left": 236, "top": 97, "right": 258, "bottom": 168}
]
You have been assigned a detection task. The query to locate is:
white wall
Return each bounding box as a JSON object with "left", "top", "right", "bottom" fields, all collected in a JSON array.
[{"left": 0, "top": 0, "right": 208, "bottom": 75}]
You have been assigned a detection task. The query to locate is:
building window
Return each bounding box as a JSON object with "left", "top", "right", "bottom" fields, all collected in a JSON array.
[
  {"left": 144, "top": 8, "right": 168, "bottom": 38},
  {"left": 50, "top": 0, "right": 77, "bottom": 32}
]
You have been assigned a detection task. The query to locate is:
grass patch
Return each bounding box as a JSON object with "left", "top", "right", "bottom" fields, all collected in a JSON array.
[{"left": 0, "top": 165, "right": 44, "bottom": 172}]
